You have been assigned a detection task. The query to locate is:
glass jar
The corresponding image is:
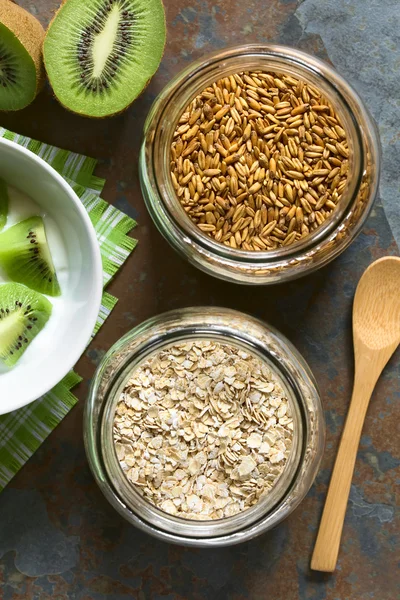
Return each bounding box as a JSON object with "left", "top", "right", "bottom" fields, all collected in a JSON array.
[
  {"left": 139, "top": 44, "right": 380, "bottom": 285},
  {"left": 84, "top": 307, "right": 325, "bottom": 547}
]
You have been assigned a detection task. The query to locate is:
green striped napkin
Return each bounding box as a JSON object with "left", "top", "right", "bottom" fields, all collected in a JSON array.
[{"left": 0, "top": 128, "right": 137, "bottom": 491}]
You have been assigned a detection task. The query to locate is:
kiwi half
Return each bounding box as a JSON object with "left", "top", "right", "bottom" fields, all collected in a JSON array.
[
  {"left": 0, "top": 216, "right": 61, "bottom": 297},
  {"left": 43, "top": 0, "right": 166, "bottom": 118},
  {"left": 0, "top": 0, "right": 45, "bottom": 111},
  {"left": 0, "top": 282, "right": 52, "bottom": 367},
  {"left": 0, "top": 178, "right": 8, "bottom": 230}
]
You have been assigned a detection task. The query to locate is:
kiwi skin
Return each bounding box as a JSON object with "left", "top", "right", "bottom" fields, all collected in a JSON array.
[
  {"left": 0, "top": 0, "right": 46, "bottom": 109},
  {"left": 43, "top": 0, "right": 166, "bottom": 119}
]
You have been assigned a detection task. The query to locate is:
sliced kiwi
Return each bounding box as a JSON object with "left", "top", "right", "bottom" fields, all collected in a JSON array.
[
  {"left": 43, "top": 0, "right": 166, "bottom": 118},
  {"left": 0, "top": 216, "right": 61, "bottom": 297},
  {"left": 0, "top": 282, "right": 52, "bottom": 367},
  {"left": 0, "top": 0, "right": 45, "bottom": 111},
  {"left": 0, "top": 178, "right": 8, "bottom": 230}
]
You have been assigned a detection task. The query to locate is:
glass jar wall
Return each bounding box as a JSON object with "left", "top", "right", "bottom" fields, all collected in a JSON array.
[
  {"left": 84, "top": 307, "right": 325, "bottom": 547},
  {"left": 139, "top": 44, "right": 380, "bottom": 285}
]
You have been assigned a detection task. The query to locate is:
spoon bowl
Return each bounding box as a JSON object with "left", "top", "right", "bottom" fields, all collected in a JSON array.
[{"left": 353, "top": 256, "right": 400, "bottom": 350}]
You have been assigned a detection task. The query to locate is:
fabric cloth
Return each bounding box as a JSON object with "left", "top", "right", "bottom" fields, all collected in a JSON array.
[{"left": 0, "top": 128, "right": 137, "bottom": 491}]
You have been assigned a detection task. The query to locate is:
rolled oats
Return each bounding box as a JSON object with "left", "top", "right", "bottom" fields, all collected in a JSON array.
[{"left": 113, "top": 341, "right": 293, "bottom": 520}]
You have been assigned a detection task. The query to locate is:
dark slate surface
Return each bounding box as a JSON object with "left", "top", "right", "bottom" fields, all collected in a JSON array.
[{"left": 0, "top": 1, "right": 399, "bottom": 598}]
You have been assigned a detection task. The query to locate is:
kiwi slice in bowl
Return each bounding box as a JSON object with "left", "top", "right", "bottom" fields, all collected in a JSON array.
[
  {"left": 0, "top": 282, "right": 52, "bottom": 367},
  {"left": 0, "top": 178, "right": 8, "bottom": 230},
  {"left": 0, "top": 0, "right": 45, "bottom": 111},
  {"left": 0, "top": 216, "right": 61, "bottom": 297},
  {"left": 43, "top": 0, "right": 166, "bottom": 118}
]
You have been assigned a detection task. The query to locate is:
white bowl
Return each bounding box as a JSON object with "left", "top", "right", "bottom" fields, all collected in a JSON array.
[{"left": 0, "top": 137, "right": 103, "bottom": 414}]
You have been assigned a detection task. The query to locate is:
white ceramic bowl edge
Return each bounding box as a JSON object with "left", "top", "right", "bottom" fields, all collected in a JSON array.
[{"left": 0, "top": 137, "right": 103, "bottom": 414}]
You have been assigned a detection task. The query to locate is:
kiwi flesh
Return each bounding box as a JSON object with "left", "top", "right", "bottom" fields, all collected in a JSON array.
[
  {"left": 0, "top": 0, "right": 45, "bottom": 111},
  {"left": 0, "top": 178, "right": 8, "bottom": 230},
  {"left": 43, "top": 0, "right": 166, "bottom": 118},
  {"left": 0, "top": 216, "right": 61, "bottom": 297},
  {"left": 0, "top": 282, "right": 52, "bottom": 367}
]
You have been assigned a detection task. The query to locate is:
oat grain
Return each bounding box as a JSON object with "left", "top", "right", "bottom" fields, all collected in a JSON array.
[{"left": 171, "top": 70, "right": 350, "bottom": 251}]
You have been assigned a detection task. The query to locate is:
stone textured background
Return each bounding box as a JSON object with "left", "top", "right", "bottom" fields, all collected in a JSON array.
[{"left": 0, "top": 1, "right": 399, "bottom": 598}]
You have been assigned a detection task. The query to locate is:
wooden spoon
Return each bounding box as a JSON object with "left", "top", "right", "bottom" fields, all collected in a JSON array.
[{"left": 311, "top": 256, "right": 400, "bottom": 572}]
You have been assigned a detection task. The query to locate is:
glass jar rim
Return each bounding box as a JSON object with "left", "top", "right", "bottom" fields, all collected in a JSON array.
[
  {"left": 84, "top": 307, "right": 325, "bottom": 545},
  {"left": 101, "top": 331, "right": 304, "bottom": 538},
  {"left": 144, "top": 43, "right": 375, "bottom": 265}
]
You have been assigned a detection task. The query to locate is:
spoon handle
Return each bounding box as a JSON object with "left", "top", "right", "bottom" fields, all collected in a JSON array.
[{"left": 311, "top": 376, "right": 374, "bottom": 572}]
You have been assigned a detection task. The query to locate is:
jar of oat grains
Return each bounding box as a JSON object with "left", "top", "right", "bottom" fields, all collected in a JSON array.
[
  {"left": 139, "top": 44, "right": 380, "bottom": 285},
  {"left": 84, "top": 307, "right": 324, "bottom": 546}
]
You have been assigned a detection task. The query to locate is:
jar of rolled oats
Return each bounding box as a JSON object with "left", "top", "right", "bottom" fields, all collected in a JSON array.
[
  {"left": 139, "top": 44, "right": 380, "bottom": 285},
  {"left": 84, "top": 307, "right": 324, "bottom": 546}
]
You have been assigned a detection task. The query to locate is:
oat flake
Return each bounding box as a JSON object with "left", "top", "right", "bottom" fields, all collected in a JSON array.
[{"left": 113, "top": 341, "right": 293, "bottom": 520}]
